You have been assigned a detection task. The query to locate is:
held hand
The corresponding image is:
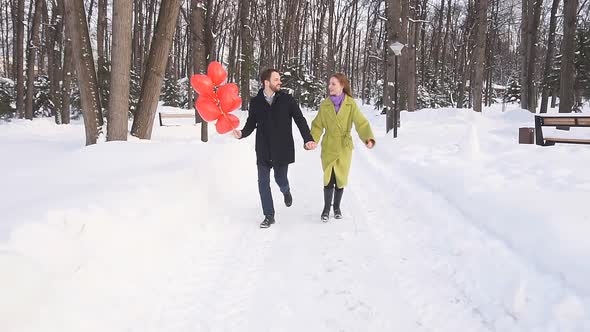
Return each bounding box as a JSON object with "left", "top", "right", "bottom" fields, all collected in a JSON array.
[
  {"left": 232, "top": 129, "right": 242, "bottom": 139},
  {"left": 304, "top": 141, "right": 317, "bottom": 150},
  {"left": 366, "top": 139, "right": 375, "bottom": 149}
]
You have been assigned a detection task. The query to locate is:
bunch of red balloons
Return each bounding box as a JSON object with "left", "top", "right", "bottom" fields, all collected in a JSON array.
[{"left": 190, "top": 61, "right": 242, "bottom": 134}]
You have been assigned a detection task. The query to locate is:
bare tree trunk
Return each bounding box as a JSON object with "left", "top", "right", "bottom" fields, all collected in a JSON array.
[
  {"left": 313, "top": 0, "right": 327, "bottom": 79},
  {"left": 472, "top": 0, "right": 489, "bottom": 112},
  {"left": 327, "top": 0, "right": 335, "bottom": 78},
  {"left": 62, "top": 15, "right": 73, "bottom": 125},
  {"left": 191, "top": 0, "right": 210, "bottom": 142},
  {"left": 202, "top": 0, "right": 215, "bottom": 140},
  {"left": 457, "top": 44, "right": 467, "bottom": 108},
  {"left": 350, "top": 0, "right": 360, "bottom": 91},
  {"left": 558, "top": 0, "right": 578, "bottom": 113},
  {"left": 398, "top": 0, "right": 409, "bottom": 110},
  {"left": 131, "top": 0, "right": 182, "bottom": 139},
  {"left": 407, "top": 0, "right": 418, "bottom": 111},
  {"left": 39, "top": 0, "right": 48, "bottom": 74},
  {"left": 419, "top": 0, "right": 428, "bottom": 86},
  {"left": 525, "top": 0, "right": 542, "bottom": 112},
  {"left": 15, "top": 0, "right": 24, "bottom": 117},
  {"left": 24, "top": 0, "right": 43, "bottom": 120},
  {"left": 385, "top": 0, "right": 402, "bottom": 131},
  {"left": 108, "top": 0, "right": 133, "bottom": 141},
  {"left": 0, "top": 0, "right": 7, "bottom": 77},
  {"left": 539, "top": 0, "right": 560, "bottom": 113},
  {"left": 261, "top": 0, "right": 273, "bottom": 69},
  {"left": 144, "top": 0, "right": 158, "bottom": 64},
  {"left": 520, "top": 0, "right": 529, "bottom": 110},
  {"left": 457, "top": 0, "right": 474, "bottom": 108},
  {"left": 240, "top": 0, "right": 252, "bottom": 110},
  {"left": 64, "top": 0, "right": 103, "bottom": 145},
  {"left": 3, "top": 0, "right": 11, "bottom": 77},
  {"left": 132, "top": 0, "right": 143, "bottom": 75},
  {"left": 431, "top": 0, "right": 445, "bottom": 90},
  {"left": 227, "top": 16, "right": 238, "bottom": 82},
  {"left": 97, "top": 0, "right": 107, "bottom": 112},
  {"left": 440, "top": 0, "right": 452, "bottom": 85},
  {"left": 361, "top": 3, "right": 377, "bottom": 102},
  {"left": 49, "top": 0, "right": 64, "bottom": 124}
]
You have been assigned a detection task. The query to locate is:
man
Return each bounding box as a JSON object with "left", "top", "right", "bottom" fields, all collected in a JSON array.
[{"left": 233, "top": 69, "right": 316, "bottom": 228}]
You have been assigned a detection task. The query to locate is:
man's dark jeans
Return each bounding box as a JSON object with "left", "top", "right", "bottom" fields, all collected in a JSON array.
[{"left": 257, "top": 164, "right": 290, "bottom": 217}]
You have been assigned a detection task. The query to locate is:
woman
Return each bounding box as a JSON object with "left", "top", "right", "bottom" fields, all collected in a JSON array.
[{"left": 310, "top": 73, "right": 375, "bottom": 222}]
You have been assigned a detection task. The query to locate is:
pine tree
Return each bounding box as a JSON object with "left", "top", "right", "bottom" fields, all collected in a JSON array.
[
  {"left": 546, "top": 30, "right": 590, "bottom": 109},
  {"left": 281, "top": 62, "right": 325, "bottom": 110},
  {"left": 99, "top": 60, "right": 112, "bottom": 120},
  {"left": 129, "top": 70, "right": 141, "bottom": 117},
  {"left": 504, "top": 77, "right": 521, "bottom": 103},
  {"left": 374, "top": 79, "right": 384, "bottom": 111},
  {"left": 416, "top": 85, "right": 432, "bottom": 109},
  {"left": 162, "top": 76, "right": 181, "bottom": 107},
  {"left": 177, "top": 77, "right": 190, "bottom": 109},
  {"left": 0, "top": 78, "right": 15, "bottom": 119},
  {"left": 546, "top": 54, "right": 561, "bottom": 95},
  {"left": 33, "top": 75, "right": 54, "bottom": 117}
]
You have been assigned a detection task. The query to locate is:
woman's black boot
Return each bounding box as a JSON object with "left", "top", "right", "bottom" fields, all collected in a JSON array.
[
  {"left": 321, "top": 187, "right": 334, "bottom": 222},
  {"left": 333, "top": 188, "right": 343, "bottom": 219}
]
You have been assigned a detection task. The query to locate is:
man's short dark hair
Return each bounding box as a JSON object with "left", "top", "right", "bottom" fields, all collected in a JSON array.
[{"left": 260, "top": 68, "right": 279, "bottom": 84}]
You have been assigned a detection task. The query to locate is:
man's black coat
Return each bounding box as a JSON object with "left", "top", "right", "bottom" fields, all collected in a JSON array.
[{"left": 240, "top": 89, "right": 314, "bottom": 166}]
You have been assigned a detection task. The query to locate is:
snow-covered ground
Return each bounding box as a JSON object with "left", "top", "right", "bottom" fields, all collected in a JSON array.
[{"left": 1, "top": 102, "right": 589, "bottom": 331}]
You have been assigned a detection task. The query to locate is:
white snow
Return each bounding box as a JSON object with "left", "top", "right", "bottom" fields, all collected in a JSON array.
[
  {"left": 1, "top": 102, "right": 589, "bottom": 331},
  {"left": 0, "top": 77, "right": 15, "bottom": 86}
]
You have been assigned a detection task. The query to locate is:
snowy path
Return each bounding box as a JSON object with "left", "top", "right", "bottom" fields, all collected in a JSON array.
[
  {"left": 2, "top": 109, "right": 590, "bottom": 331},
  {"left": 128, "top": 152, "right": 427, "bottom": 331},
  {"left": 96, "top": 133, "right": 585, "bottom": 331}
]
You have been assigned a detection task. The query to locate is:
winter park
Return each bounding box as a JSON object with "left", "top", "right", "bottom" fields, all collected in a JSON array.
[{"left": 1, "top": 0, "right": 590, "bottom": 331}]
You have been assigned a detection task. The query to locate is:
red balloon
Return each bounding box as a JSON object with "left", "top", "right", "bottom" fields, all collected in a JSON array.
[
  {"left": 207, "top": 61, "right": 227, "bottom": 86},
  {"left": 217, "top": 83, "right": 239, "bottom": 97},
  {"left": 220, "top": 93, "right": 242, "bottom": 113},
  {"left": 216, "top": 114, "right": 240, "bottom": 134},
  {"left": 190, "top": 74, "right": 215, "bottom": 98},
  {"left": 217, "top": 83, "right": 241, "bottom": 113},
  {"left": 195, "top": 96, "right": 221, "bottom": 122}
]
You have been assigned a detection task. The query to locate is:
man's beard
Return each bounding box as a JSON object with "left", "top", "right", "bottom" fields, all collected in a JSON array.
[{"left": 270, "top": 83, "right": 281, "bottom": 92}]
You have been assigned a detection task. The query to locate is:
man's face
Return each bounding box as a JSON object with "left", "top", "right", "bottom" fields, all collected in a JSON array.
[{"left": 266, "top": 72, "right": 282, "bottom": 92}]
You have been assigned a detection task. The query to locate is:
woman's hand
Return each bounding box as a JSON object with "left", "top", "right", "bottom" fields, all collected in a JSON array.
[{"left": 366, "top": 139, "right": 375, "bottom": 149}]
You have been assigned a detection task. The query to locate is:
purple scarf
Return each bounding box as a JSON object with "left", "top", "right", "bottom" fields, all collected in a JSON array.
[{"left": 330, "top": 93, "right": 345, "bottom": 113}]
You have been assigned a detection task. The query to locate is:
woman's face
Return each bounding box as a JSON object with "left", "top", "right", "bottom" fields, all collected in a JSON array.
[{"left": 329, "top": 77, "right": 344, "bottom": 96}]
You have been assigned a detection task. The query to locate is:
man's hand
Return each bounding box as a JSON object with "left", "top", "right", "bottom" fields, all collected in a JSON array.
[
  {"left": 366, "top": 139, "right": 375, "bottom": 149},
  {"left": 232, "top": 130, "right": 242, "bottom": 139},
  {"left": 304, "top": 141, "right": 317, "bottom": 150}
]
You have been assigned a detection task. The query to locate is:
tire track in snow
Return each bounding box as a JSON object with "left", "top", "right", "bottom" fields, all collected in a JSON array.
[
  {"left": 349, "top": 144, "right": 588, "bottom": 330},
  {"left": 346, "top": 186, "right": 494, "bottom": 331},
  {"left": 348, "top": 147, "right": 502, "bottom": 331}
]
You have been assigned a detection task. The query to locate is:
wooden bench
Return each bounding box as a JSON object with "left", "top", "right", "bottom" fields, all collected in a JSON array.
[
  {"left": 158, "top": 112, "right": 200, "bottom": 126},
  {"left": 534, "top": 114, "right": 590, "bottom": 146}
]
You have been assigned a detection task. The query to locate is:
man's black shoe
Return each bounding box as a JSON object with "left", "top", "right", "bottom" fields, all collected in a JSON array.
[
  {"left": 284, "top": 191, "right": 292, "bottom": 207},
  {"left": 260, "top": 215, "right": 275, "bottom": 228}
]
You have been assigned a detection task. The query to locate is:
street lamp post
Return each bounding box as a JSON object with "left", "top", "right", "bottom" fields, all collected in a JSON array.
[{"left": 389, "top": 41, "right": 404, "bottom": 138}]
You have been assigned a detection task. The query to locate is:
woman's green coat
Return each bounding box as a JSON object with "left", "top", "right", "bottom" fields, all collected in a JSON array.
[{"left": 311, "top": 95, "right": 375, "bottom": 188}]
